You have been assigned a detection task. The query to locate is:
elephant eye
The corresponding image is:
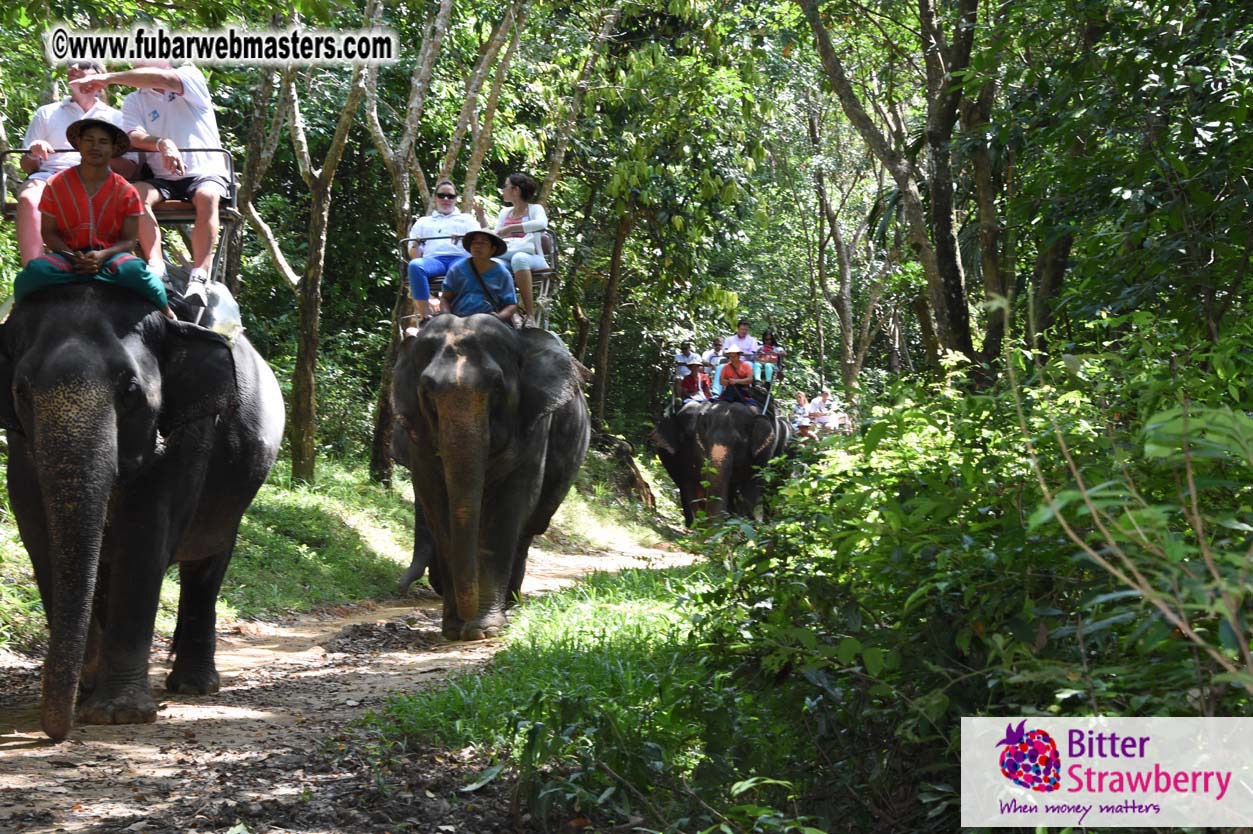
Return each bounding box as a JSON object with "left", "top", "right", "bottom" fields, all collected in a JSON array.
[{"left": 120, "top": 378, "right": 143, "bottom": 406}]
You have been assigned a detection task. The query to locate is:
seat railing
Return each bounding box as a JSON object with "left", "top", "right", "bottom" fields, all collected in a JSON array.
[{"left": 1, "top": 147, "right": 238, "bottom": 222}]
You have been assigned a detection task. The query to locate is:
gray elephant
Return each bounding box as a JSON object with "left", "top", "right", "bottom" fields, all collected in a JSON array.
[
  {"left": 391, "top": 314, "right": 589, "bottom": 640},
  {"left": 652, "top": 400, "right": 791, "bottom": 526},
  {"left": 0, "top": 283, "right": 283, "bottom": 741}
]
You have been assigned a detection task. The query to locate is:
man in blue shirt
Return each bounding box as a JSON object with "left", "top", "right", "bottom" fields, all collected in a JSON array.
[{"left": 440, "top": 229, "right": 518, "bottom": 323}]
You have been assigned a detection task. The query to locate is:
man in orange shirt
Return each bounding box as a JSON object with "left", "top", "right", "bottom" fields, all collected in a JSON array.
[
  {"left": 14, "top": 118, "right": 173, "bottom": 319},
  {"left": 718, "top": 345, "right": 756, "bottom": 407}
]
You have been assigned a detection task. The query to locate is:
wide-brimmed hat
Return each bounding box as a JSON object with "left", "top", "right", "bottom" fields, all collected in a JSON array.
[
  {"left": 686, "top": 358, "right": 704, "bottom": 367},
  {"left": 462, "top": 228, "right": 507, "bottom": 257},
  {"left": 65, "top": 117, "right": 129, "bottom": 156},
  {"left": 724, "top": 345, "right": 743, "bottom": 354}
]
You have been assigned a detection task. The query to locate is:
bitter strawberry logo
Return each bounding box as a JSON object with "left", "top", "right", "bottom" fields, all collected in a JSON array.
[{"left": 996, "top": 720, "right": 1061, "bottom": 792}]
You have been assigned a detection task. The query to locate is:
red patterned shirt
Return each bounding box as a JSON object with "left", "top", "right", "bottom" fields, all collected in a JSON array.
[{"left": 38, "top": 168, "right": 143, "bottom": 251}]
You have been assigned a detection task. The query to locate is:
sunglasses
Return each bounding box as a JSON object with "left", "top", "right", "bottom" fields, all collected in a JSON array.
[{"left": 436, "top": 192, "right": 457, "bottom": 199}]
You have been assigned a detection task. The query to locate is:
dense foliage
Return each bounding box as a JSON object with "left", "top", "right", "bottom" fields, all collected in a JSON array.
[{"left": 1, "top": 0, "right": 1250, "bottom": 830}]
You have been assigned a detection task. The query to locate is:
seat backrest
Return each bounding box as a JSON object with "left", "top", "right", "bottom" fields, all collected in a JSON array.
[{"left": 540, "top": 229, "right": 556, "bottom": 258}]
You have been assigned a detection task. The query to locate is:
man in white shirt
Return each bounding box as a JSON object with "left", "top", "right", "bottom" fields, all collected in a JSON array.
[
  {"left": 16, "top": 60, "right": 134, "bottom": 265},
  {"left": 723, "top": 318, "right": 761, "bottom": 378},
  {"left": 807, "top": 389, "right": 833, "bottom": 431},
  {"left": 74, "top": 61, "right": 230, "bottom": 285},
  {"left": 406, "top": 179, "right": 480, "bottom": 319}
]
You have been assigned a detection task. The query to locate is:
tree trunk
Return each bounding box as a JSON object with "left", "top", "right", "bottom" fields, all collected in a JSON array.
[
  {"left": 363, "top": 0, "right": 455, "bottom": 483},
  {"left": 290, "top": 188, "right": 331, "bottom": 484},
  {"left": 223, "top": 68, "right": 279, "bottom": 293},
  {"left": 590, "top": 212, "right": 633, "bottom": 423},
  {"left": 912, "top": 293, "right": 941, "bottom": 369},
  {"left": 438, "top": 1, "right": 527, "bottom": 182},
  {"left": 538, "top": 5, "right": 622, "bottom": 205},
  {"left": 369, "top": 286, "right": 411, "bottom": 485},
  {"left": 564, "top": 183, "right": 602, "bottom": 363},
  {"left": 284, "top": 56, "right": 368, "bottom": 485},
  {"left": 1030, "top": 232, "right": 1074, "bottom": 349},
  {"left": 464, "top": 14, "right": 525, "bottom": 207},
  {"left": 796, "top": 0, "right": 980, "bottom": 364}
]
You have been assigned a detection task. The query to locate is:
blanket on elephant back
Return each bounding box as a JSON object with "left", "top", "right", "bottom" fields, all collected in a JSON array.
[{"left": 14, "top": 252, "right": 168, "bottom": 309}]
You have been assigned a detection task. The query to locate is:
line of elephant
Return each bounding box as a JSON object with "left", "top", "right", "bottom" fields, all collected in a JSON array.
[
  {"left": 0, "top": 284, "right": 789, "bottom": 742},
  {"left": 0, "top": 285, "right": 589, "bottom": 741}
]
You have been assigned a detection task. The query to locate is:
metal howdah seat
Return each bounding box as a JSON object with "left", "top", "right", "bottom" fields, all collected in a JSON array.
[
  {"left": 1, "top": 147, "right": 241, "bottom": 285},
  {"left": 398, "top": 227, "right": 560, "bottom": 325}
]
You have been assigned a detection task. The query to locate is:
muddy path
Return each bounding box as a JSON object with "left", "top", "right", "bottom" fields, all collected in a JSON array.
[{"left": 0, "top": 544, "right": 693, "bottom": 834}]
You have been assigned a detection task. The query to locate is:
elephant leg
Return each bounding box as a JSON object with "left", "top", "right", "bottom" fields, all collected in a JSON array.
[
  {"left": 166, "top": 551, "right": 232, "bottom": 695},
  {"left": 440, "top": 591, "right": 465, "bottom": 641},
  {"left": 506, "top": 534, "right": 533, "bottom": 607},
  {"left": 77, "top": 546, "right": 166, "bottom": 726},
  {"left": 79, "top": 575, "right": 109, "bottom": 696},
  {"left": 676, "top": 481, "right": 696, "bottom": 528},
  {"left": 398, "top": 498, "right": 435, "bottom": 594}
]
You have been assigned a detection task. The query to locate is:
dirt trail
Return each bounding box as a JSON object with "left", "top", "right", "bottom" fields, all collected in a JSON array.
[{"left": 0, "top": 543, "right": 693, "bottom": 834}]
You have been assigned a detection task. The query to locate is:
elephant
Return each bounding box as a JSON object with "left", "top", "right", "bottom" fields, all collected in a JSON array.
[
  {"left": 0, "top": 283, "right": 284, "bottom": 741},
  {"left": 389, "top": 423, "right": 435, "bottom": 596},
  {"left": 391, "top": 313, "right": 589, "bottom": 640},
  {"left": 651, "top": 400, "right": 791, "bottom": 527}
]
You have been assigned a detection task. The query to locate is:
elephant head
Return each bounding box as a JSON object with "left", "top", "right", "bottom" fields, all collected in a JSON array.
[
  {"left": 0, "top": 284, "right": 236, "bottom": 741},
  {"left": 392, "top": 314, "right": 582, "bottom": 640},
  {"left": 653, "top": 402, "right": 791, "bottom": 526}
]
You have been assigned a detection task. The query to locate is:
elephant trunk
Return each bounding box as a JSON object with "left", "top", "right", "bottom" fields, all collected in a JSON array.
[
  {"left": 32, "top": 384, "right": 117, "bottom": 741},
  {"left": 436, "top": 390, "right": 489, "bottom": 625},
  {"left": 704, "top": 440, "right": 734, "bottom": 519}
]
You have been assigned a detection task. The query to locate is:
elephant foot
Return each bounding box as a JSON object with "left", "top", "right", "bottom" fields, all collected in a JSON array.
[
  {"left": 444, "top": 612, "right": 507, "bottom": 641},
  {"left": 165, "top": 663, "right": 221, "bottom": 695},
  {"left": 77, "top": 684, "right": 158, "bottom": 726}
]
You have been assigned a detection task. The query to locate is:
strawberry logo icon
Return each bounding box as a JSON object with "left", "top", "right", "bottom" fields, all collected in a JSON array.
[{"left": 996, "top": 720, "right": 1060, "bottom": 792}]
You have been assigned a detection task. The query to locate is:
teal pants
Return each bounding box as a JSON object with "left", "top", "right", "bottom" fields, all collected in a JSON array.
[{"left": 15, "top": 252, "right": 167, "bottom": 309}]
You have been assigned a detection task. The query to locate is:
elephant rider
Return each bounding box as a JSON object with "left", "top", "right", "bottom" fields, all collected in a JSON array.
[
  {"left": 406, "top": 178, "right": 479, "bottom": 319},
  {"left": 679, "top": 358, "right": 711, "bottom": 402},
  {"left": 717, "top": 345, "right": 756, "bottom": 408},
  {"left": 439, "top": 229, "right": 519, "bottom": 324},
  {"left": 16, "top": 59, "right": 137, "bottom": 267},
  {"left": 72, "top": 61, "right": 230, "bottom": 290},
  {"left": 12, "top": 117, "right": 175, "bottom": 321},
  {"left": 723, "top": 318, "right": 760, "bottom": 378}
]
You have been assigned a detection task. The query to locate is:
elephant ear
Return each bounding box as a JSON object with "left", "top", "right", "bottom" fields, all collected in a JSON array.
[
  {"left": 652, "top": 414, "right": 679, "bottom": 455},
  {"left": 519, "top": 328, "right": 580, "bottom": 431},
  {"left": 160, "top": 319, "right": 237, "bottom": 435},
  {"left": 0, "top": 321, "right": 17, "bottom": 432},
  {"left": 390, "top": 415, "right": 413, "bottom": 471},
  {"left": 750, "top": 415, "right": 789, "bottom": 465}
]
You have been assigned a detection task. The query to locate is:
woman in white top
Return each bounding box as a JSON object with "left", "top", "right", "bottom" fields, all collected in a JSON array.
[{"left": 494, "top": 172, "right": 547, "bottom": 324}]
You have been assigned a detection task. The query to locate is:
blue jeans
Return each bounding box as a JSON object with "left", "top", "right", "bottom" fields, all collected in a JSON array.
[{"left": 408, "top": 254, "right": 465, "bottom": 301}]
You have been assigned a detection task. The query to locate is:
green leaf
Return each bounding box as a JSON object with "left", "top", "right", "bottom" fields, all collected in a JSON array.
[
  {"left": 862, "top": 421, "right": 889, "bottom": 454},
  {"left": 460, "top": 763, "right": 503, "bottom": 793},
  {"left": 836, "top": 637, "right": 862, "bottom": 664},
  {"left": 863, "top": 647, "right": 885, "bottom": 676}
]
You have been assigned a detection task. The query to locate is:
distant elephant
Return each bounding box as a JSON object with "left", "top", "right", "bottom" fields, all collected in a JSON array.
[
  {"left": 391, "top": 314, "right": 589, "bottom": 640},
  {"left": 652, "top": 400, "right": 791, "bottom": 526},
  {"left": 0, "top": 283, "right": 284, "bottom": 741}
]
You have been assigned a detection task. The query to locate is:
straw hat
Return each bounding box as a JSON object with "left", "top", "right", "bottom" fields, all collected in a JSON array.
[
  {"left": 461, "top": 228, "right": 508, "bottom": 257},
  {"left": 65, "top": 117, "right": 129, "bottom": 156}
]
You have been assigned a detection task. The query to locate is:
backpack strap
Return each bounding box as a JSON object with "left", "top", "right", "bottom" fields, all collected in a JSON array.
[{"left": 467, "top": 259, "right": 502, "bottom": 313}]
